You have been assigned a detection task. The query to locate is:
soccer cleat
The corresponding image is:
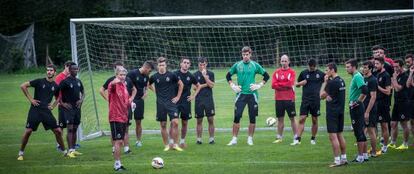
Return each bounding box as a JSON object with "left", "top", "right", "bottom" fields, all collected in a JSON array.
[
  {"left": 196, "top": 140, "right": 202, "bottom": 145},
  {"left": 71, "top": 150, "right": 83, "bottom": 156},
  {"left": 114, "top": 166, "right": 126, "bottom": 171},
  {"left": 163, "top": 145, "right": 170, "bottom": 152},
  {"left": 179, "top": 143, "right": 187, "bottom": 149},
  {"left": 329, "top": 162, "right": 342, "bottom": 168},
  {"left": 227, "top": 139, "right": 237, "bottom": 146},
  {"left": 290, "top": 140, "right": 301, "bottom": 146},
  {"left": 351, "top": 158, "right": 364, "bottom": 163},
  {"left": 340, "top": 160, "right": 348, "bottom": 166},
  {"left": 381, "top": 146, "right": 388, "bottom": 154},
  {"left": 135, "top": 141, "right": 142, "bottom": 148},
  {"left": 396, "top": 144, "right": 408, "bottom": 150},
  {"left": 367, "top": 148, "right": 372, "bottom": 154},
  {"left": 65, "top": 152, "right": 76, "bottom": 158},
  {"left": 124, "top": 150, "right": 132, "bottom": 154},
  {"left": 247, "top": 139, "right": 254, "bottom": 146},
  {"left": 56, "top": 144, "right": 63, "bottom": 152},
  {"left": 74, "top": 144, "right": 81, "bottom": 149},
  {"left": 172, "top": 144, "right": 183, "bottom": 152},
  {"left": 209, "top": 140, "right": 215, "bottom": 145},
  {"left": 387, "top": 143, "right": 397, "bottom": 149},
  {"left": 310, "top": 140, "right": 316, "bottom": 145},
  {"left": 17, "top": 155, "right": 24, "bottom": 161},
  {"left": 272, "top": 139, "right": 283, "bottom": 144},
  {"left": 375, "top": 150, "right": 382, "bottom": 156}
]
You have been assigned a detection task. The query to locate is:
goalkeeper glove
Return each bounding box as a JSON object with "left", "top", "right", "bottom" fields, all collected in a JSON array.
[
  {"left": 250, "top": 82, "right": 264, "bottom": 91},
  {"left": 230, "top": 83, "right": 242, "bottom": 93}
]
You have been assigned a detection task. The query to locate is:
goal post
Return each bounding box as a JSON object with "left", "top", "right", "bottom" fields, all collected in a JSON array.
[{"left": 70, "top": 9, "right": 414, "bottom": 140}]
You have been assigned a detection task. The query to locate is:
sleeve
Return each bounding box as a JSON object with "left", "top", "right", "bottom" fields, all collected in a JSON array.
[
  {"left": 127, "top": 71, "right": 135, "bottom": 83},
  {"left": 319, "top": 71, "right": 326, "bottom": 83},
  {"left": 368, "top": 78, "right": 378, "bottom": 92},
  {"left": 209, "top": 71, "right": 215, "bottom": 82},
  {"left": 172, "top": 73, "right": 179, "bottom": 83},
  {"left": 79, "top": 80, "right": 84, "bottom": 94},
  {"left": 149, "top": 75, "right": 155, "bottom": 85},
  {"left": 384, "top": 74, "right": 391, "bottom": 87},
  {"left": 54, "top": 84, "right": 60, "bottom": 97},
  {"left": 297, "top": 71, "right": 305, "bottom": 82},
  {"left": 229, "top": 63, "right": 238, "bottom": 75},
  {"left": 126, "top": 77, "right": 134, "bottom": 90},
  {"left": 326, "top": 80, "right": 338, "bottom": 97},
  {"left": 398, "top": 74, "right": 408, "bottom": 88},
  {"left": 29, "top": 79, "right": 40, "bottom": 88},
  {"left": 356, "top": 75, "right": 366, "bottom": 89},
  {"left": 190, "top": 74, "right": 197, "bottom": 85},
  {"left": 273, "top": 70, "right": 295, "bottom": 90},
  {"left": 103, "top": 77, "right": 113, "bottom": 90},
  {"left": 254, "top": 62, "right": 266, "bottom": 75}
]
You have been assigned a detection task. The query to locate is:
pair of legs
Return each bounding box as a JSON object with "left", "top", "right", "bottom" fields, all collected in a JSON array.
[
  {"left": 297, "top": 101, "right": 320, "bottom": 142},
  {"left": 390, "top": 120, "right": 410, "bottom": 145},
  {"left": 196, "top": 117, "right": 215, "bottom": 142},
  {"left": 275, "top": 100, "right": 297, "bottom": 141},
  {"left": 229, "top": 94, "right": 257, "bottom": 145},
  {"left": 297, "top": 116, "right": 318, "bottom": 141},
  {"left": 390, "top": 102, "right": 410, "bottom": 147},
  {"left": 350, "top": 103, "right": 367, "bottom": 160},
  {"left": 111, "top": 124, "right": 130, "bottom": 152},
  {"left": 366, "top": 126, "right": 377, "bottom": 154},
  {"left": 110, "top": 122, "right": 127, "bottom": 170},
  {"left": 20, "top": 127, "right": 65, "bottom": 153},
  {"left": 169, "top": 118, "right": 189, "bottom": 147},
  {"left": 277, "top": 117, "right": 297, "bottom": 139},
  {"left": 160, "top": 118, "right": 179, "bottom": 146},
  {"left": 329, "top": 132, "right": 347, "bottom": 165},
  {"left": 66, "top": 124, "right": 79, "bottom": 150}
]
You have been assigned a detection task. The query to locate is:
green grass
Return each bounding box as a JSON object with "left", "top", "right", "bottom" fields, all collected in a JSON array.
[{"left": 0, "top": 67, "right": 413, "bottom": 174}]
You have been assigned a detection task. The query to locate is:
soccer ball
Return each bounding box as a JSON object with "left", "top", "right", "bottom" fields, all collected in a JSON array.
[
  {"left": 266, "top": 117, "right": 277, "bottom": 127},
  {"left": 151, "top": 157, "right": 164, "bottom": 169}
]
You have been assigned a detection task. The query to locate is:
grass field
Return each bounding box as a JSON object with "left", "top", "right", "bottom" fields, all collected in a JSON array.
[{"left": 0, "top": 67, "right": 413, "bottom": 174}]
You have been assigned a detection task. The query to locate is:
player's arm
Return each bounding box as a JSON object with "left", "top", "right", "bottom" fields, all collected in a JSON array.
[
  {"left": 391, "top": 72, "right": 403, "bottom": 92},
  {"left": 204, "top": 72, "right": 215, "bottom": 88},
  {"left": 142, "top": 81, "right": 150, "bottom": 99},
  {"left": 188, "top": 83, "right": 201, "bottom": 101},
  {"left": 377, "top": 85, "right": 391, "bottom": 96},
  {"left": 320, "top": 75, "right": 329, "bottom": 100},
  {"left": 407, "top": 67, "right": 414, "bottom": 88},
  {"left": 296, "top": 71, "right": 307, "bottom": 87},
  {"left": 357, "top": 85, "right": 368, "bottom": 103},
  {"left": 272, "top": 71, "right": 295, "bottom": 90},
  {"left": 226, "top": 70, "right": 241, "bottom": 93},
  {"left": 130, "top": 86, "right": 137, "bottom": 103},
  {"left": 172, "top": 79, "right": 184, "bottom": 104},
  {"left": 76, "top": 81, "right": 85, "bottom": 108},
  {"left": 20, "top": 81, "right": 40, "bottom": 106},
  {"left": 99, "top": 87, "right": 108, "bottom": 101}
]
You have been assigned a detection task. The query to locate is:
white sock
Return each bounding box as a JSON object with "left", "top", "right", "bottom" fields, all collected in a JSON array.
[
  {"left": 62, "top": 150, "right": 68, "bottom": 154},
  {"left": 180, "top": 139, "right": 185, "bottom": 144},
  {"left": 197, "top": 137, "right": 202, "bottom": 142},
  {"left": 69, "top": 148, "right": 75, "bottom": 152},
  {"left": 112, "top": 146, "right": 115, "bottom": 152},
  {"left": 340, "top": 154, "right": 347, "bottom": 161},
  {"left": 358, "top": 155, "right": 364, "bottom": 162},
  {"left": 114, "top": 160, "right": 121, "bottom": 168},
  {"left": 209, "top": 137, "right": 214, "bottom": 142},
  {"left": 334, "top": 156, "right": 340, "bottom": 164},
  {"left": 293, "top": 134, "right": 298, "bottom": 139},
  {"left": 248, "top": 136, "right": 253, "bottom": 141},
  {"left": 136, "top": 140, "right": 141, "bottom": 144},
  {"left": 391, "top": 140, "right": 396, "bottom": 145},
  {"left": 18, "top": 150, "right": 24, "bottom": 156},
  {"left": 276, "top": 134, "right": 282, "bottom": 139},
  {"left": 169, "top": 139, "right": 174, "bottom": 144},
  {"left": 124, "top": 146, "right": 129, "bottom": 152},
  {"left": 363, "top": 153, "right": 368, "bottom": 159},
  {"left": 403, "top": 141, "right": 408, "bottom": 146}
]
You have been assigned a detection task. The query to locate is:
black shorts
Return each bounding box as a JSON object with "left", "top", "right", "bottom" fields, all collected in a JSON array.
[
  {"left": 58, "top": 106, "right": 66, "bottom": 128},
  {"left": 62, "top": 107, "right": 81, "bottom": 126},
  {"left": 234, "top": 94, "right": 258, "bottom": 124},
  {"left": 299, "top": 100, "right": 320, "bottom": 117},
  {"left": 156, "top": 100, "right": 178, "bottom": 122},
  {"left": 326, "top": 112, "right": 344, "bottom": 133},
  {"left": 177, "top": 101, "right": 192, "bottom": 120},
  {"left": 276, "top": 100, "right": 296, "bottom": 118},
  {"left": 391, "top": 101, "right": 410, "bottom": 122},
  {"left": 133, "top": 98, "right": 144, "bottom": 120},
  {"left": 350, "top": 101, "right": 367, "bottom": 142},
  {"left": 26, "top": 107, "right": 59, "bottom": 131},
  {"left": 377, "top": 100, "right": 391, "bottom": 123},
  {"left": 364, "top": 103, "right": 378, "bottom": 128},
  {"left": 195, "top": 97, "right": 215, "bottom": 118},
  {"left": 110, "top": 121, "right": 127, "bottom": 141}
]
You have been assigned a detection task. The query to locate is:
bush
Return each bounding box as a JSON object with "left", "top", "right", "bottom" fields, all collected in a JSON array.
[{"left": 0, "top": 47, "right": 25, "bottom": 73}]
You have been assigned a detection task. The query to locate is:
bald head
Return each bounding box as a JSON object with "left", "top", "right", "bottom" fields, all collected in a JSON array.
[{"left": 280, "top": 54, "right": 290, "bottom": 69}]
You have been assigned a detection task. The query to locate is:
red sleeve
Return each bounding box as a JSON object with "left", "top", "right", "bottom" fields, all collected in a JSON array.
[
  {"left": 271, "top": 71, "right": 278, "bottom": 89},
  {"left": 272, "top": 70, "right": 295, "bottom": 90}
]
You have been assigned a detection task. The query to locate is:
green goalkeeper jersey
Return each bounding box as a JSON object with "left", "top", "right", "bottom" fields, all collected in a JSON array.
[{"left": 229, "top": 60, "right": 266, "bottom": 95}]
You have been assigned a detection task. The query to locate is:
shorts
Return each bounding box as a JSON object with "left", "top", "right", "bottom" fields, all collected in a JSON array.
[
  {"left": 326, "top": 112, "right": 344, "bottom": 133},
  {"left": 299, "top": 100, "right": 320, "bottom": 117},
  {"left": 156, "top": 100, "right": 178, "bottom": 122},
  {"left": 110, "top": 121, "right": 127, "bottom": 141},
  {"left": 177, "top": 101, "right": 192, "bottom": 120},
  {"left": 58, "top": 106, "right": 66, "bottom": 128},
  {"left": 391, "top": 101, "right": 410, "bottom": 121},
  {"left": 26, "top": 107, "right": 59, "bottom": 131},
  {"left": 377, "top": 100, "right": 391, "bottom": 123},
  {"left": 364, "top": 103, "right": 378, "bottom": 128},
  {"left": 195, "top": 97, "right": 215, "bottom": 118},
  {"left": 350, "top": 101, "right": 367, "bottom": 142},
  {"left": 133, "top": 98, "right": 144, "bottom": 120},
  {"left": 62, "top": 107, "right": 81, "bottom": 126},
  {"left": 276, "top": 100, "right": 296, "bottom": 118},
  {"left": 234, "top": 94, "right": 258, "bottom": 124}
]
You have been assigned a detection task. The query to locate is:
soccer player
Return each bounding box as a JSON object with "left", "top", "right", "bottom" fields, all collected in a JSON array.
[
  {"left": 174, "top": 57, "right": 201, "bottom": 148},
  {"left": 108, "top": 66, "right": 130, "bottom": 171},
  {"left": 345, "top": 59, "right": 368, "bottom": 163},
  {"left": 372, "top": 45, "right": 394, "bottom": 75},
  {"left": 374, "top": 57, "right": 392, "bottom": 153},
  {"left": 226, "top": 46, "right": 269, "bottom": 146},
  {"left": 59, "top": 63, "right": 84, "bottom": 156},
  {"left": 149, "top": 57, "right": 184, "bottom": 151},
  {"left": 272, "top": 54, "right": 298, "bottom": 145},
  {"left": 389, "top": 59, "right": 410, "bottom": 150},
  {"left": 100, "top": 61, "right": 137, "bottom": 154},
  {"left": 17, "top": 65, "right": 69, "bottom": 160},
  {"left": 194, "top": 57, "right": 216, "bottom": 145},
  {"left": 405, "top": 54, "right": 414, "bottom": 147},
  {"left": 296, "top": 58, "right": 325, "bottom": 145},
  {"left": 320, "top": 63, "right": 348, "bottom": 167},
  {"left": 127, "top": 61, "right": 154, "bottom": 148},
  {"left": 361, "top": 61, "right": 380, "bottom": 157}
]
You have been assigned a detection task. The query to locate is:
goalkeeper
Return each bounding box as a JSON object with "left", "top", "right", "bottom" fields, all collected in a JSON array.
[{"left": 226, "top": 46, "right": 270, "bottom": 146}]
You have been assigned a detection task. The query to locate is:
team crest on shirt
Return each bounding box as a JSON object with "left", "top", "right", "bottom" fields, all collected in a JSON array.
[
  {"left": 143, "top": 77, "right": 147, "bottom": 82},
  {"left": 316, "top": 74, "right": 320, "bottom": 78},
  {"left": 70, "top": 83, "right": 73, "bottom": 88},
  {"left": 379, "top": 116, "right": 382, "bottom": 120},
  {"left": 306, "top": 74, "right": 310, "bottom": 79},
  {"left": 378, "top": 77, "right": 382, "bottom": 82},
  {"left": 51, "top": 86, "right": 55, "bottom": 91},
  {"left": 198, "top": 76, "right": 201, "bottom": 80},
  {"left": 117, "top": 133, "right": 121, "bottom": 139},
  {"left": 136, "top": 77, "right": 139, "bottom": 81},
  {"left": 156, "top": 79, "right": 160, "bottom": 83},
  {"left": 42, "top": 84, "right": 46, "bottom": 88},
  {"left": 352, "top": 120, "right": 355, "bottom": 124},
  {"left": 186, "top": 76, "right": 190, "bottom": 81},
  {"left": 77, "top": 82, "right": 81, "bottom": 87},
  {"left": 401, "top": 114, "right": 405, "bottom": 119},
  {"left": 166, "top": 77, "right": 170, "bottom": 82},
  {"left": 211, "top": 110, "right": 215, "bottom": 114},
  {"left": 174, "top": 112, "right": 178, "bottom": 116},
  {"left": 281, "top": 75, "right": 285, "bottom": 80}
]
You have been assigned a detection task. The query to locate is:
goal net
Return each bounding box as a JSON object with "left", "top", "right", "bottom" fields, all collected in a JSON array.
[{"left": 70, "top": 10, "right": 414, "bottom": 140}]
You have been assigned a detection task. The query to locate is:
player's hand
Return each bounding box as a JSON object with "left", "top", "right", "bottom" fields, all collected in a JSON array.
[
  {"left": 61, "top": 102, "right": 72, "bottom": 109},
  {"left": 230, "top": 83, "right": 241, "bottom": 93},
  {"left": 131, "top": 102, "right": 136, "bottom": 112},
  {"left": 410, "top": 65, "right": 414, "bottom": 72},
  {"left": 201, "top": 68, "right": 207, "bottom": 76},
  {"left": 128, "top": 97, "right": 134, "bottom": 104},
  {"left": 187, "top": 95, "right": 195, "bottom": 101},
  {"left": 30, "top": 99, "right": 40, "bottom": 106},
  {"left": 364, "top": 112, "right": 369, "bottom": 125},
  {"left": 141, "top": 92, "right": 148, "bottom": 99},
  {"left": 48, "top": 104, "right": 54, "bottom": 110},
  {"left": 392, "top": 72, "right": 398, "bottom": 79},
  {"left": 326, "top": 95, "right": 332, "bottom": 102},
  {"left": 172, "top": 96, "right": 180, "bottom": 104},
  {"left": 76, "top": 100, "right": 83, "bottom": 108},
  {"left": 250, "top": 82, "right": 264, "bottom": 91},
  {"left": 324, "top": 74, "right": 329, "bottom": 82}
]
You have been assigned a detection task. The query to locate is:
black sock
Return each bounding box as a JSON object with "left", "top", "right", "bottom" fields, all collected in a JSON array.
[
  {"left": 297, "top": 137, "right": 301, "bottom": 141},
  {"left": 311, "top": 136, "right": 315, "bottom": 140}
]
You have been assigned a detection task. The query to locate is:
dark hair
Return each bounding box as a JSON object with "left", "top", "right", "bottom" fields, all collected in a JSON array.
[
  {"left": 241, "top": 46, "right": 252, "bottom": 53},
  {"left": 362, "top": 61, "right": 374, "bottom": 71},
  {"left": 368, "top": 56, "right": 374, "bottom": 60},
  {"left": 157, "top": 57, "right": 167, "bottom": 64},
  {"left": 394, "top": 59, "right": 404, "bottom": 67},
  {"left": 327, "top": 62, "right": 337, "bottom": 73},
  {"left": 113, "top": 61, "right": 124, "bottom": 68},
  {"left": 46, "top": 64, "right": 57, "bottom": 71},
  {"left": 308, "top": 58, "right": 317, "bottom": 67},
  {"left": 345, "top": 58, "right": 358, "bottom": 68},
  {"left": 371, "top": 45, "right": 386, "bottom": 51},
  {"left": 143, "top": 60, "right": 155, "bottom": 70},
  {"left": 64, "top": 61, "right": 74, "bottom": 67},
  {"left": 180, "top": 56, "right": 190, "bottom": 63},
  {"left": 374, "top": 57, "right": 385, "bottom": 64},
  {"left": 198, "top": 57, "right": 207, "bottom": 63},
  {"left": 405, "top": 54, "right": 413, "bottom": 60}
]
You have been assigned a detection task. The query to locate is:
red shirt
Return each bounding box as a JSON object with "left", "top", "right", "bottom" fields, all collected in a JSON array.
[
  {"left": 271, "top": 67, "right": 296, "bottom": 101},
  {"left": 108, "top": 81, "right": 129, "bottom": 123},
  {"left": 384, "top": 56, "right": 394, "bottom": 67},
  {"left": 55, "top": 71, "right": 69, "bottom": 99}
]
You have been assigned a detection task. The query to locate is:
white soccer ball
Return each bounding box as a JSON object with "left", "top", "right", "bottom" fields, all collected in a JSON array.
[
  {"left": 151, "top": 157, "right": 164, "bottom": 169},
  {"left": 266, "top": 117, "right": 277, "bottom": 127}
]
